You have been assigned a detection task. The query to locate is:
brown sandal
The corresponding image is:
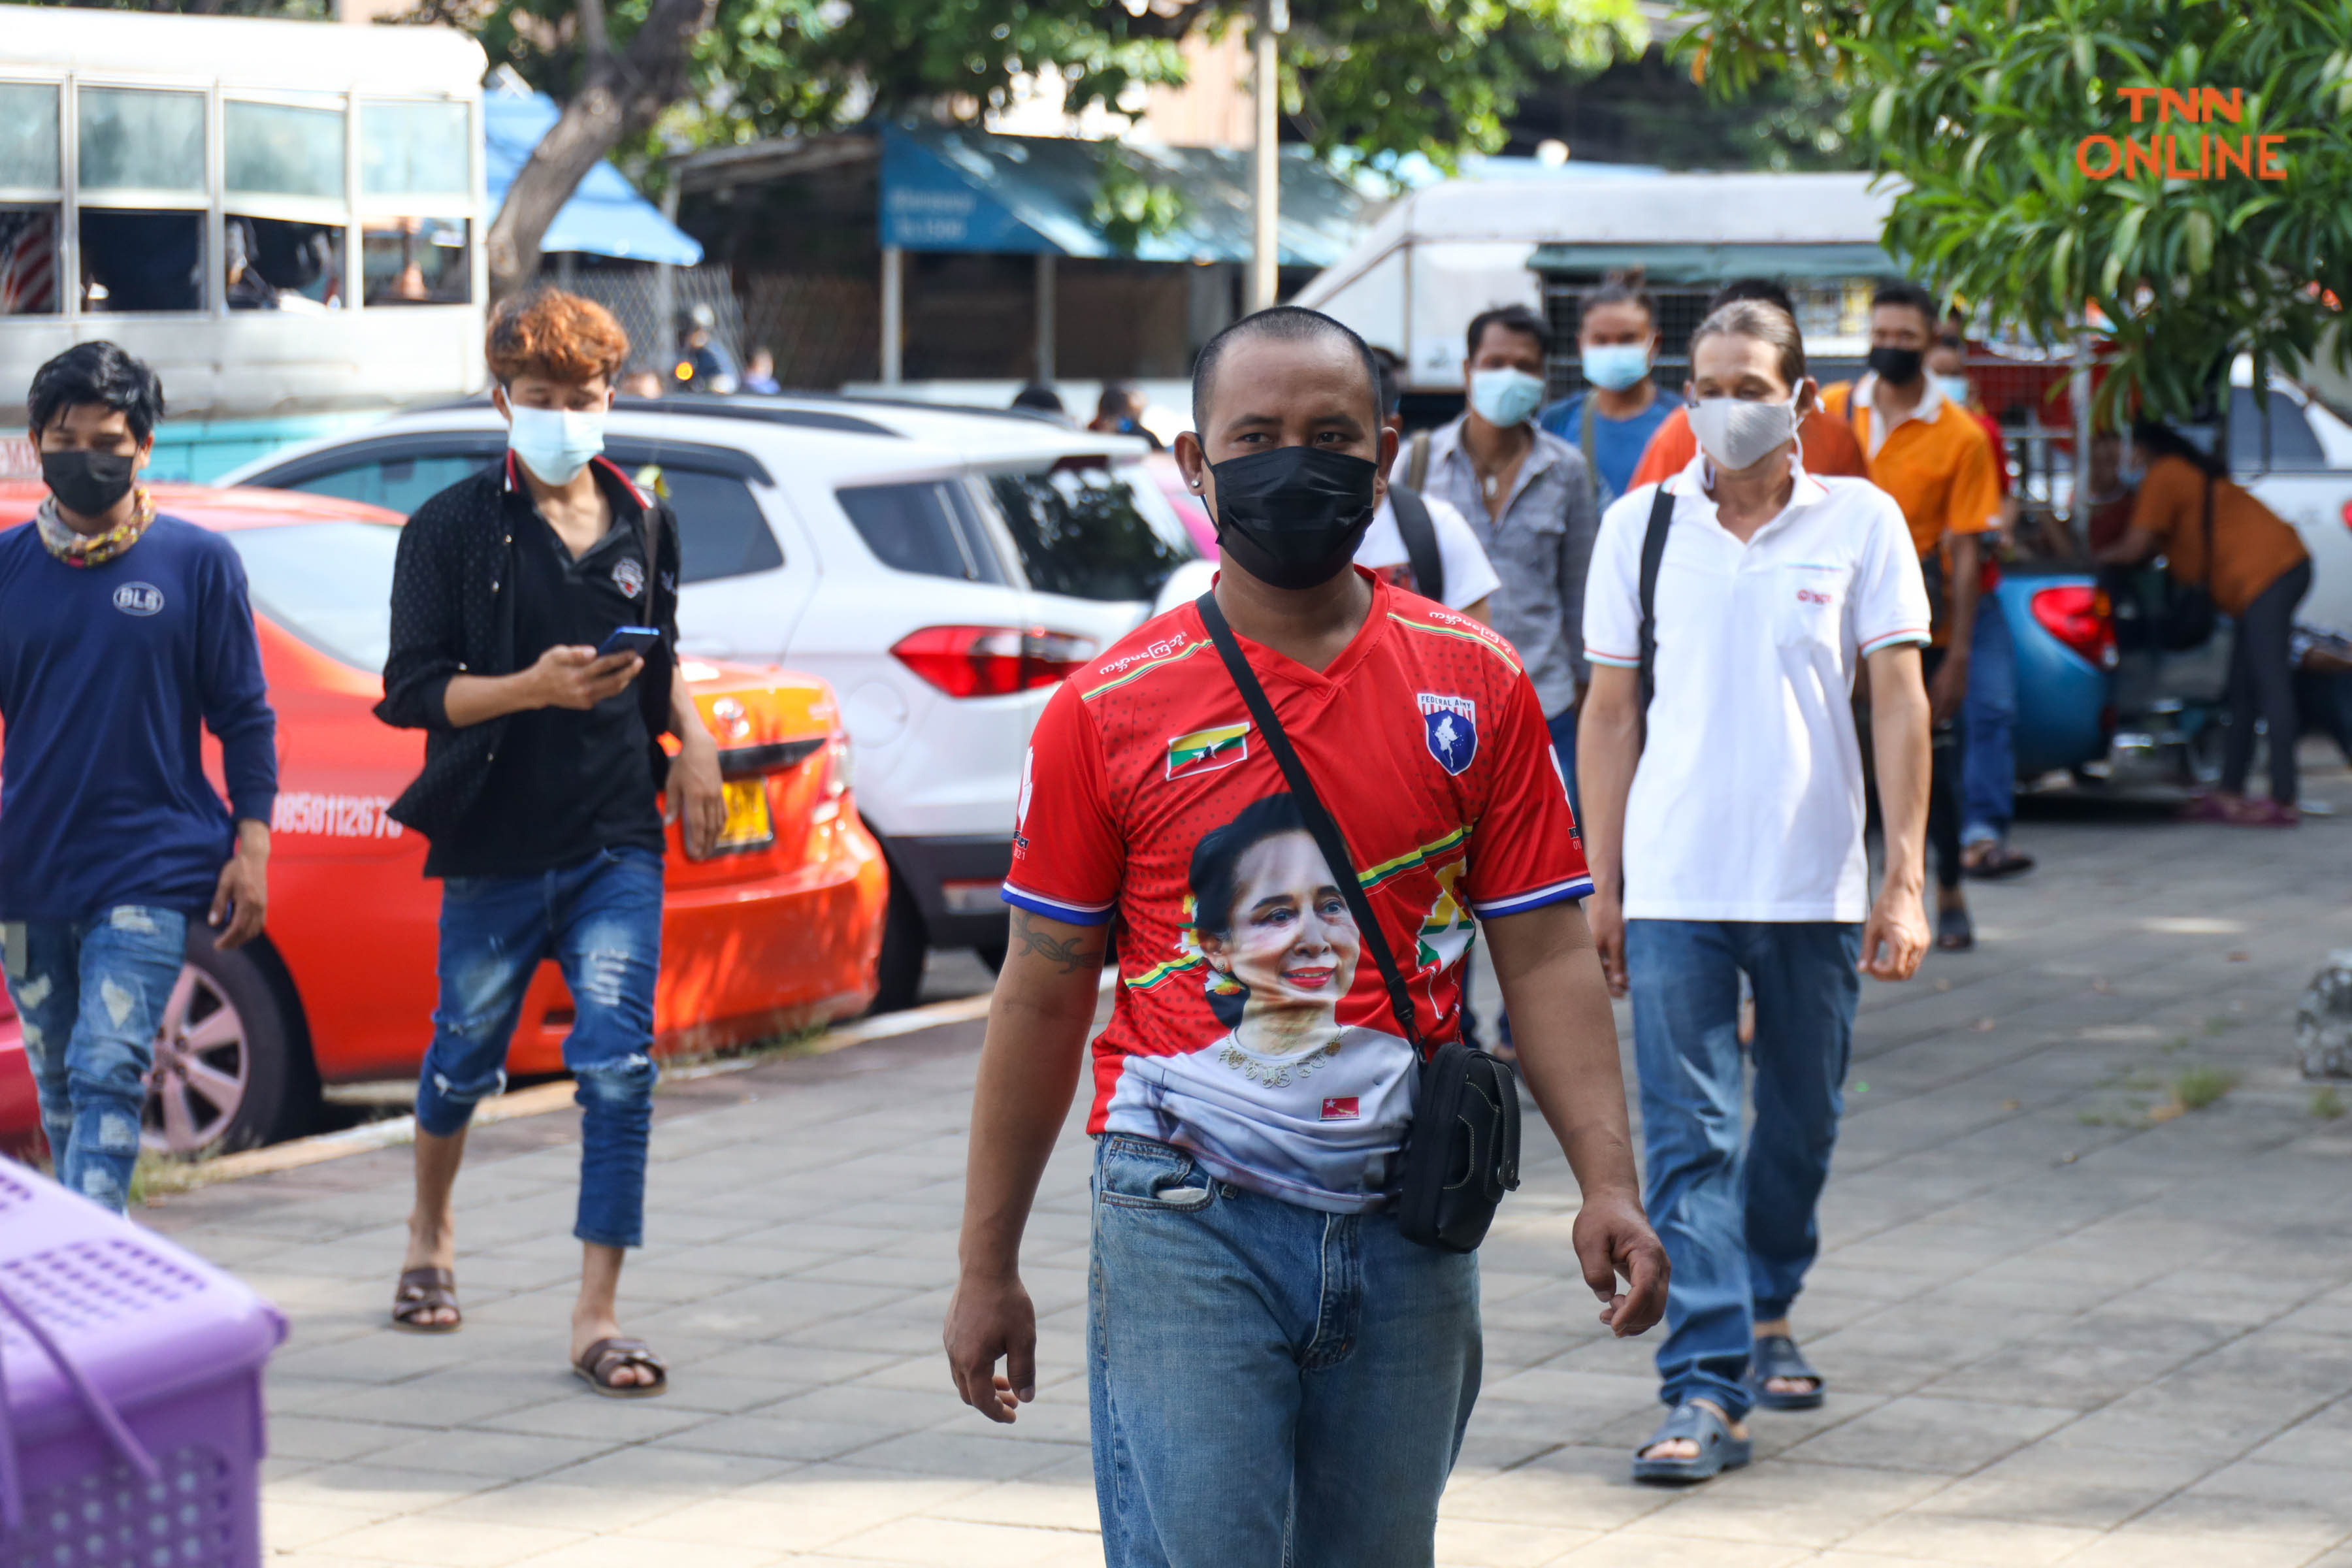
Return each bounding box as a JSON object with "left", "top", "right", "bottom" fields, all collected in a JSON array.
[
  {"left": 390, "top": 1266, "right": 461, "bottom": 1333},
  {"left": 574, "top": 1337, "right": 668, "bottom": 1398}
]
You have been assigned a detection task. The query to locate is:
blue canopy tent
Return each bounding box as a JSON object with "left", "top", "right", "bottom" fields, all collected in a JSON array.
[{"left": 483, "top": 88, "right": 702, "bottom": 265}]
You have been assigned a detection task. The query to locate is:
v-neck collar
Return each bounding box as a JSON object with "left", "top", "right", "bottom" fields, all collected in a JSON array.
[{"left": 1201, "top": 567, "right": 1391, "bottom": 695}]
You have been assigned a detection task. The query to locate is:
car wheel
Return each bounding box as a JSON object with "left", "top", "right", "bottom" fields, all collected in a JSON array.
[
  {"left": 144, "top": 936, "right": 319, "bottom": 1157},
  {"left": 869, "top": 875, "right": 928, "bottom": 1015}
]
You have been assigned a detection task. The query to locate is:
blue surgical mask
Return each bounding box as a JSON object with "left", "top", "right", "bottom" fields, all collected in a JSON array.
[
  {"left": 1469, "top": 367, "right": 1546, "bottom": 429},
  {"left": 1580, "top": 344, "right": 1652, "bottom": 393},
  {"left": 506, "top": 401, "right": 605, "bottom": 485},
  {"left": 1935, "top": 374, "right": 1972, "bottom": 408}
]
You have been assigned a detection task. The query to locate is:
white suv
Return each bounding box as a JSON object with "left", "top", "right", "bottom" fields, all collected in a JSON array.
[{"left": 223, "top": 394, "right": 1213, "bottom": 1009}]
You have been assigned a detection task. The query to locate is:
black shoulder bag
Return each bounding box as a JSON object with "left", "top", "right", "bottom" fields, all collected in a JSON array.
[
  {"left": 1388, "top": 484, "right": 1446, "bottom": 605},
  {"left": 2156, "top": 472, "right": 2219, "bottom": 651},
  {"left": 1196, "top": 592, "right": 1520, "bottom": 1252}
]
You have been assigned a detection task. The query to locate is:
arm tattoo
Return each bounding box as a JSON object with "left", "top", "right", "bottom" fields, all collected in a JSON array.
[{"left": 1011, "top": 909, "right": 1103, "bottom": 975}]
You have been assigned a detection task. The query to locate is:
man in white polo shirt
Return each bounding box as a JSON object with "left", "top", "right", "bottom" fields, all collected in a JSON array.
[{"left": 1578, "top": 299, "right": 1934, "bottom": 1484}]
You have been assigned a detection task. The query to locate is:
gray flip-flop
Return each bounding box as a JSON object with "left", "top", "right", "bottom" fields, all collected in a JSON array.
[
  {"left": 1632, "top": 1401, "right": 1752, "bottom": 1485},
  {"left": 1748, "top": 1333, "right": 1826, "bottom": 1411}
]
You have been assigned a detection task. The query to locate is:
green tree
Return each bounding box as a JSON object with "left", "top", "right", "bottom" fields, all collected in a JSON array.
[
  {"left": 402, "top": 0, "right": 1643, "bottom": 289},
  {"left": 1676, "top": 0, "right": 2352, "bottom": 418}
]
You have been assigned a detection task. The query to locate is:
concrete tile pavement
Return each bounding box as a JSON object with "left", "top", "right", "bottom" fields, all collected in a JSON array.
[{"left": 128, "top": 768, "right": 2352, "bottom": 1565}]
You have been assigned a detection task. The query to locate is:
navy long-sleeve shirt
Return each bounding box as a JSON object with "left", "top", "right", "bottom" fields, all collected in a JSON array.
[{"left": 0, "top": 516, "right": 278, "bottom": 921}]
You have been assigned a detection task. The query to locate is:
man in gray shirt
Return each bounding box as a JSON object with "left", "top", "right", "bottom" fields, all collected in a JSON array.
[{"left": 1397, "top": 304, "right": 1597, "bottom": 791}]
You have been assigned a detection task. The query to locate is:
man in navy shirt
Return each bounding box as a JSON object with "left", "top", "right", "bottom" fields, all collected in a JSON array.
[
  {"left": 1538, "top": 272, "right": 1683, "bottom": 511},
  {"left": 0, "top": 342, "right": 276, "bottom": 1212}
]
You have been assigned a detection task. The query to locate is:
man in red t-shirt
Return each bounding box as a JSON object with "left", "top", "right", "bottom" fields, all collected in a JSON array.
[{"left": 943, "top": 307, "right": 1666, "bottom": 1564}]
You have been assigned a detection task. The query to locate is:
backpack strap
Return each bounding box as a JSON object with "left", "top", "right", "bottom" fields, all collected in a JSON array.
[
  {"left": 1635, "top": 482, "right": 1676, "bottom": 721},
  {"left": 1388, "top": 485, "right": 1445, "bottom": 605},
  {"left": 1406, "top": 427, "right": 1432, "bottom": 493},
  {"left": 1578, "top": 394, "right": 1609, "bottom": 509}
]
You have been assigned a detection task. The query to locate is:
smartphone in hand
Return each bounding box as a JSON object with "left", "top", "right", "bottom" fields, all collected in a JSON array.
[{"left": 595, "top": 625, "right": 662, "bottom": 661}]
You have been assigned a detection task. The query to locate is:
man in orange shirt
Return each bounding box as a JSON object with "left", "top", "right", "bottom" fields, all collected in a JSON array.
[
  {"left": 1820, "top": 284, "right": 2002, "bottom": 951},
  {"left": 1627, "top": 279, "right": 1871, "bottom": 490}
]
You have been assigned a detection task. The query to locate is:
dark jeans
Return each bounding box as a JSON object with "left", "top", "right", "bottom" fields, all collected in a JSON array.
[
  {"left": 1921, "top": 648, "right": 1963, "bottom": 892},
  {"left": 417, "top": 846, "right": 664, "bottom": 1248},
  {"left": 2223, "top": 559, "right": 2311, "bottom": 804},
  {"left": 1627, "top": 919, "right": 1862, "bottom": 1422}
]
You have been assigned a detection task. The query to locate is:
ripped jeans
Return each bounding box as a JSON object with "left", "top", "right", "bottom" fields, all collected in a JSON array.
[
  {"left": 418, "top": 847, "right": 663, "bottom": 1248},
  {"left": 1, "top": 906, "right": 189, "bottom": 1214}
]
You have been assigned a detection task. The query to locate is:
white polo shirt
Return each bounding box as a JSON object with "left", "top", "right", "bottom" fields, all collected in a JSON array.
[{"left": 1583, "top": 456, "right": 1931, "bottom": 922}]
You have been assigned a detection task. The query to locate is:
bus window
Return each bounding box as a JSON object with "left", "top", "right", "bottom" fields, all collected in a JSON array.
[
  {"left": 362, "top": 216, "right": 469, "bottom": 305},
  {"left": 361, "top": 101, "right": 470, "bottom": 201},
  {"left": 1, "top": 209, "right": 60, "bottom": 315},
  {"left": 227, "top": 217, "right": 342, "bottom": 312},
  {"left": 1, "top": 86, "right": 61, "bottom": 316},
  {"left": 226, "top": 101, "right": 346, "bottom": 203},
  {"left": 79, "top": 88, "right": 205, "bottom": 195},
  {"left": 82, "top": 209, "right": 202, "bottom": 313}
]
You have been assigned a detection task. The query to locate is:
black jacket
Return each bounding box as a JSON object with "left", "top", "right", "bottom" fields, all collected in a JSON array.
[{"left": 376, "top": 455, "right": 681, "bottom": 841}]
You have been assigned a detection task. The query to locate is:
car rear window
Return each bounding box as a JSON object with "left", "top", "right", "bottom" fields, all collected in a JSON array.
[
  {"left": 225, "top": 520, "right": 399, "bottom": 672},
  {"left": 2228, "top": 389, "right": 2331, "bottom": 473},
  {"left": 836, "top": 480, "right": 1007, "bottom": 585},
  {"left": 654, "top": 467, "right": 786, "bottom": 583},
  {"left": 985, "top": 461, "right": 1196, "bottom": 604}
]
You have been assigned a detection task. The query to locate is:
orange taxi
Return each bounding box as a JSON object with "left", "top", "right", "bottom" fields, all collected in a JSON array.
[{"left": 0, "top": 482, "right": 889, "bottom": 1158}]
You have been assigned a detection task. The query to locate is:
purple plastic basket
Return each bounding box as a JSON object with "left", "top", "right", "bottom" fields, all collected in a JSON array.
[{"left": 0, "top": 1162, "right": 286, "bottom": 1568}]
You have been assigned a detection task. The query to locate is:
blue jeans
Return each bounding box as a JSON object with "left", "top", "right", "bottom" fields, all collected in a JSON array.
[
  {"left": 1, "top": 907, "right": 188, "bottom": 1213},
  {"left": 417, "top": 847, "right": 663, "bottom": 1249},
  {"left": 1627, "top": 919, "right": 1861, "bottom": 1422},
  {"left": 1961, "top": 593, "right": 2017, "bottom": 846},
  {"left": 1089, "top": 1134, "right": 1480, "bottom": 1567}
]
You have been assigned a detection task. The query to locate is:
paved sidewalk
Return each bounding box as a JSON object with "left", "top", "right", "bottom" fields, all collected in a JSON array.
[{"left": 142, "top": 772, "right": 2352, "bottom": 1567}]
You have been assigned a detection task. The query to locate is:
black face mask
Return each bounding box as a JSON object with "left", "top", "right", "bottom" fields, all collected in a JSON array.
[
  {"left": 1866, "top": 345, "right": 1925, "bottom": 387},
  {"left": 41, "top": 448, "right": 138, "bottom": 518},
  {"left": 1207, "top": 446, "right": 1379, "bottom": 591}
]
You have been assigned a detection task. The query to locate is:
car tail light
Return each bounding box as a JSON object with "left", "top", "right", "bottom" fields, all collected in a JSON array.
[
  {"left": 891, "top": 627, "right": 1097, "bottom": 697},
  {"left": 2031, "top": 584, "right": 2117, "bottom": 670},
  {"left": 2342, "top": 499, "right": 2352, "bottom": 534}
]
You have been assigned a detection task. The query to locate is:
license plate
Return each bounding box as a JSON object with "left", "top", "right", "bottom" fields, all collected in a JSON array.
[{"left": 715, "top": 779, "right": 774, "bottom": 851}]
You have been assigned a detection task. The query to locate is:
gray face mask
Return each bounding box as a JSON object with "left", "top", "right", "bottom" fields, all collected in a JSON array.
[{"left": 1688, "top": 395, "right": 1800, "bottom": 472}]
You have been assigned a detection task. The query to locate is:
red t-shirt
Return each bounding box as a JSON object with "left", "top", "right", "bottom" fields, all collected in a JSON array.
[{"left": 1005, "top": 571, "right": 1590, "bottom": 1212}]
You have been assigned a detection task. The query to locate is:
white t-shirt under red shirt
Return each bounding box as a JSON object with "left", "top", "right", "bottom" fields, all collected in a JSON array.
[{"left": 1005, "top": 570, "right": 1590, "bottom": 1213}]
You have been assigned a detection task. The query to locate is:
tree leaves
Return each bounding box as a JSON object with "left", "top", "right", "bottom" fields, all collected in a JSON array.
[{"left": 1675, "top": 0, "right": 2352, "bottom": 417}]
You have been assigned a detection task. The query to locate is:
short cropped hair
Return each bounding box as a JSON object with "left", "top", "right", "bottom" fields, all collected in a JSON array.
[
  {"left": 1465, "top": 303, "right": 1550, "bottom": 360},
  {"left": 27, "top": 340, "right": 166, "bottom": 444},
  {"left": 1705, "top": 277, "right": 1797, "bottom": 320},
  {"left": 1191, "top": 306, "right": 1380, "bottom": 431},
  {"left": 485, "top": 289, "right": 629, "bottom": 387},
  {"left": 1871, "top": 281, "right": 1941, "bottom": 331},
  {"left": 1688, "top": 299, "right": 1808, "bottom": 390}
]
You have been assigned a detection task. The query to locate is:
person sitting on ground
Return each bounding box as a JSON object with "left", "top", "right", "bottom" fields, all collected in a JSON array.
[
  {"left": 2096, "top": 420, "right": 2311, "bottom": 825},
  {"left": 741, "top": 346, "right": 781, "bottom": 395},
  {"left": 376, "top": 289, "right": 727, "bottom": 1395},
  {"left": 1625, "top": 278, "right": 1872, "bottom": 488}
]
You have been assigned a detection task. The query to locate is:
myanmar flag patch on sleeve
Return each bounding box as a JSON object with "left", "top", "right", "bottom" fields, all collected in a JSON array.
[{"left": 1166, "top": 721, "right": 1250, "bottom": 781}]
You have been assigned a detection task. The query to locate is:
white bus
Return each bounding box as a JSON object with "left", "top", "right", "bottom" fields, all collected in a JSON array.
[{"left": 0, "top": 4, "right": 487, "bottom": 450}]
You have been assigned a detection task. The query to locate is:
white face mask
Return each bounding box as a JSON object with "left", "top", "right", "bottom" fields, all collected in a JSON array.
[
  {"left": 506, "top": 402, "right": 606, "bottom": 485},
  {"left": 1689, "top": 395, "right": 1800, "bottom": 472}
]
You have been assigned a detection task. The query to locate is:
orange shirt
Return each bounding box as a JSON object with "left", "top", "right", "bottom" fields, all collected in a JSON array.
[
  {"left": 1820, "top": 382, "right": 2001, "bottom": 560},
  {"left": 2130, "top": 453, "right": 2309, "bottom": 617},
  {"left": 1627, "top": 404, "right": 1870, "bottom": 491}
]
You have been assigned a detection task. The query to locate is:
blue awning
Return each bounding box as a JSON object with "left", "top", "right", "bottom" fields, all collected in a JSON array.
[
  {"left": 484, "top": 89, "right": 702, "bottom": 266},
  {"left": 879, "top": 123, "right": 1365, "bottom": 266}
]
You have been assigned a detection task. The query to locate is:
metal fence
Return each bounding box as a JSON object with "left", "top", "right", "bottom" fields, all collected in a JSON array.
[
  {"left": 559, "top": 263, "right": 745, "bottom": 381},
  {"left": 739, "top": 273, "right": 880, "bottom": 390}
]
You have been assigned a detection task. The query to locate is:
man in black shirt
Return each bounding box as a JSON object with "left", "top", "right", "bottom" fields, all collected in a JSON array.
[{"left": 375, "top": 290, "right": 724, "bottom": 1396}]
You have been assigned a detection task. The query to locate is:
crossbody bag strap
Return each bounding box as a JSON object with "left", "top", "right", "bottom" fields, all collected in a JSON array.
[
  {"left": 1634, "top": 482, "right": 1676, "bottom": 719},
  {"left": 1195, "top": 592, "right": 1429, "bottom": 1058},
  {"left": 1388, "top": 484, "right": 1445, "bottom": 605}
]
